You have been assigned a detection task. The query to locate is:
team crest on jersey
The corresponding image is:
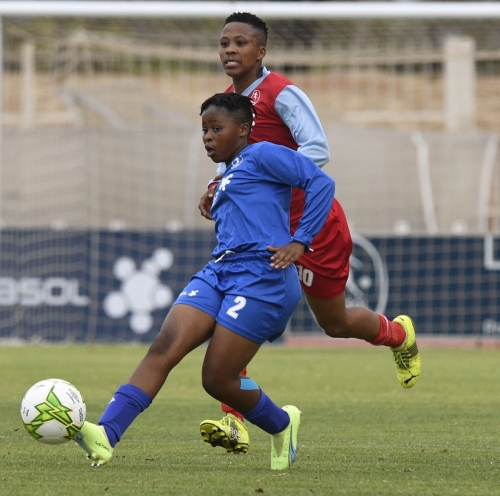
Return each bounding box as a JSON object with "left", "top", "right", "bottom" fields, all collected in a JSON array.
[
  {"left": 250, "top": 90, "right": 260, "bottom": 104},
  {"left": 230, "top": 155, "right": 243, "bottom": 169}
]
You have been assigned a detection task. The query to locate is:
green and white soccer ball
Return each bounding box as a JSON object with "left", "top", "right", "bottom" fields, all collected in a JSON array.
[{"left": 20, "top": 378, "right": 86, "bottom": 444}]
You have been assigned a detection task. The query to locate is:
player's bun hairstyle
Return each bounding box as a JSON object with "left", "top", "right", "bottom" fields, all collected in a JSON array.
[
  {"left": 224, "top": 12, "right": 268, "bottom": 45},
  {"left": 200, "top": 93, "right": 256, "bottom": 129}
]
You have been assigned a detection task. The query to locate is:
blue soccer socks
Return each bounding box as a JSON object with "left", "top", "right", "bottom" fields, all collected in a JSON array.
[
  {"left": 98, "top": 384, "right": 152, "bottom": 447},
  {"left": 243, "top": 390, "right": 290, "bottom": 435}
]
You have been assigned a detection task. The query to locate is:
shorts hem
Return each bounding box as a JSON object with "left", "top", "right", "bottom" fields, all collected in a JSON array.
[
  {"left": 172, "top": 300, "right": 218, "bottom": 320},
  {"left": 216, "top": 316, "right": 271, "bottom": 345}
]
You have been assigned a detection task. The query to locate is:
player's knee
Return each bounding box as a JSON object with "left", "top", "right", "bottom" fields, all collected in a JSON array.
[
  {"left": 147, "top": 338, "right": 168, "bottom": 356},
  {"left": 320, "top": 319, "right": 349, "bottom": 338},
  {"left": 145, "top": 334, "right": 184, "bottom": 372},
  {"left": 201, "top": 369, "right": 225, "bottom": 399}
]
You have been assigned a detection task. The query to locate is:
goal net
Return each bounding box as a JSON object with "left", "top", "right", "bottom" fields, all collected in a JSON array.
[{"left": 1, "top": 2, "right": 499, "bottom": 342}]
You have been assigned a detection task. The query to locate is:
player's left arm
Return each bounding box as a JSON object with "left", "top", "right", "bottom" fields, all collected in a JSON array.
[
  {"left": 274, "top": 86, "right": 330, "bottom": 168},
  {"left": 261, "top": 143, "right": 335, "bottom": 268}
]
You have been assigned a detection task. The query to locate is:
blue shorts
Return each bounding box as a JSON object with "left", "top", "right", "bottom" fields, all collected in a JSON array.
[{"left": 173, "top": 252, "right": 301, "bottom": 344}]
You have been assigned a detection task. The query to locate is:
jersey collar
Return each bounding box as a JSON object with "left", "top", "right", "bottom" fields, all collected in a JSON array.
[{"left": 240, "top": 67, "right": 270, "bottom": 97}]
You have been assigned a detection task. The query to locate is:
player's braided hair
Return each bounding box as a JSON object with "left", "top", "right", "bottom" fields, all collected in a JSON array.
[
  {"left": 224, "top": 12, "right": 268, "bottom": 45},
  {"left": 200, "top": 93, "right": 256, "bottom": 129}
]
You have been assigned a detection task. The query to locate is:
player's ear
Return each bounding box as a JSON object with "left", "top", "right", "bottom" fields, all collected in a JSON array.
[
  {"left": 257, "top": 45, "right": 266, "bottom": 61},
  {"left": 239, "top": 122, "right": 250, "bottom": 137}
]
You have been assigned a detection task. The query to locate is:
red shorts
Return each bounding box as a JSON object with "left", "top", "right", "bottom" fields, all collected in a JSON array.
[{"left": 291, "top": 190, "right": 352, "bottom": 300}]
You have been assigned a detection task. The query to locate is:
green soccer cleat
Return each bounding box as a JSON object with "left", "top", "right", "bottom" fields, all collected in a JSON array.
[
  {"left": 200, "top": 413, "right": 249, "bottom": 454},
  {"left": 74, "top": 421, "right": 113, "bottom": 466},
  {"left": 391, "top": 315, "right": 421, "bottom": 388},
  {"left": 271, "top": 405, "right": 301, "bottom": 471}
]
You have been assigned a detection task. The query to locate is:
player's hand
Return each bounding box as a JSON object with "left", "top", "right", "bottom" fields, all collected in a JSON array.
[
  {"left": 267, "top": 242, "right": 306, "bottom": 269},
  {"left": 199, "top": 173, "right": 224, "bottom": 220},
  {"left": 199, "top": 189, "right": 215, "bottom": 220}
]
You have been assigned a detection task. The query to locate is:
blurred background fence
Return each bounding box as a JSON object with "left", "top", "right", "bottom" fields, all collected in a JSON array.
[{"left": 1, "top": 2, "right": 499, "bottom": 342}]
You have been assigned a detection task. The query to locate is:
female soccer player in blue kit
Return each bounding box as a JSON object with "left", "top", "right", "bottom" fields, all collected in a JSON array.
[{"left": 74, "top": 92, "right": 335, "bottom": 471}]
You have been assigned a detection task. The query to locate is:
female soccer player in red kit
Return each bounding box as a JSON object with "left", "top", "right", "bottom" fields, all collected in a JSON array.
[{"left": 198, "top": 12, "right": 421, "bottom": 455}]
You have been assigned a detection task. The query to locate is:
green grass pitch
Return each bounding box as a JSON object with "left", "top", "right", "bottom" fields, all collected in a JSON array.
[{"left": 1, "top": 344, "right": 499, "bottom": 495}]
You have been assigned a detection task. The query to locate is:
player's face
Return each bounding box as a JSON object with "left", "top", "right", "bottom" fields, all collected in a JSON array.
[
  {"left": 202, "top": 106, "right": 249, "bottom": 165},
  {"left": 219, "top": 22, "right": 266, "bottom": 88}
]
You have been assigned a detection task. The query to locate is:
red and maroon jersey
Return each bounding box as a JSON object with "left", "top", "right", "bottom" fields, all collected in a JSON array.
[
  {"left": 226, "top": 72, "right": 298, "bottom": 151},
  {"left": 225, "top": 72, "right": 306, "bottom": 225}
]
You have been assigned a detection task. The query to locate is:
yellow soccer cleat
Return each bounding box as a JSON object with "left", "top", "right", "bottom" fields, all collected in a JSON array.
[
  {"left": 391, "top": 315, "right": 421, "bottom": 388},
  {"left": 271, "top": 405, "right": 301, "bottom": 471},
  {"left": 200, "top": 413, "right": 249, "bottom": 454},
  {"left": 74, "top": 421, "right": 113, "bottom": 466}
]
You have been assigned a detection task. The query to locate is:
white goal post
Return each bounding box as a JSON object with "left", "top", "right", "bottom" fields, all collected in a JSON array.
[{"left": 1, "top": 2, "right": 500, "bottom": 19}]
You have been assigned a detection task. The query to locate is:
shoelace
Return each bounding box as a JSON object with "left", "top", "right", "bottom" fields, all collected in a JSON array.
[
  {"left": 394, "top": 350, "right": 410, "bottom": 369},
  {"left": 394, "top": 342, "right": 419, "bottom": 369},
  {"left": 221, "top": 417, "right": 240, "bottom": 442}
]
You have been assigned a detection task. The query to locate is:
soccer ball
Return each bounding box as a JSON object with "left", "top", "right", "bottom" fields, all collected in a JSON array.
[{"left": 20, "top": 378, "right": 86, "bottom": 444}]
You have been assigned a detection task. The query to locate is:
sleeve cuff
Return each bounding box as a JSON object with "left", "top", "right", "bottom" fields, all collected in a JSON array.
[{"left": 292, "top": 236, "right": 314, "bottom": 252}]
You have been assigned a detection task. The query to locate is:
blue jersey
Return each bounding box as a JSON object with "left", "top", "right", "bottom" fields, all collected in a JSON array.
[{"left": 210, "top": 141, "right": 335, "bottom": 259}]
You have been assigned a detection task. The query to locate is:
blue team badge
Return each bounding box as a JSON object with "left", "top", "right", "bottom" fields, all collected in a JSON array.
[{"left": 230, "top": 155, "right": 244, "bottom": 169}]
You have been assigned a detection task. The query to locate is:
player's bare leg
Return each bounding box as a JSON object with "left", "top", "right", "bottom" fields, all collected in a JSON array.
[
  {"left": 200, "top": 324, "right": 299, "bottom": 468},
  {"left": 306, "top": 292, "right": 421, "bottom": 387},
  {"left": 75, "top": 305, "right": 216, "bottom": 465},
  {"left": 202, "top": 324, "right": 261, "bottom": 412},
  {"left": 128, "top": 304, "right": 215, "bottom": 398},
  {"left": 305, "top": 291, "right": 380, "bottom": 340},
  {"left": 200, "top": 325, "right": 259, "bottom": 453}
]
